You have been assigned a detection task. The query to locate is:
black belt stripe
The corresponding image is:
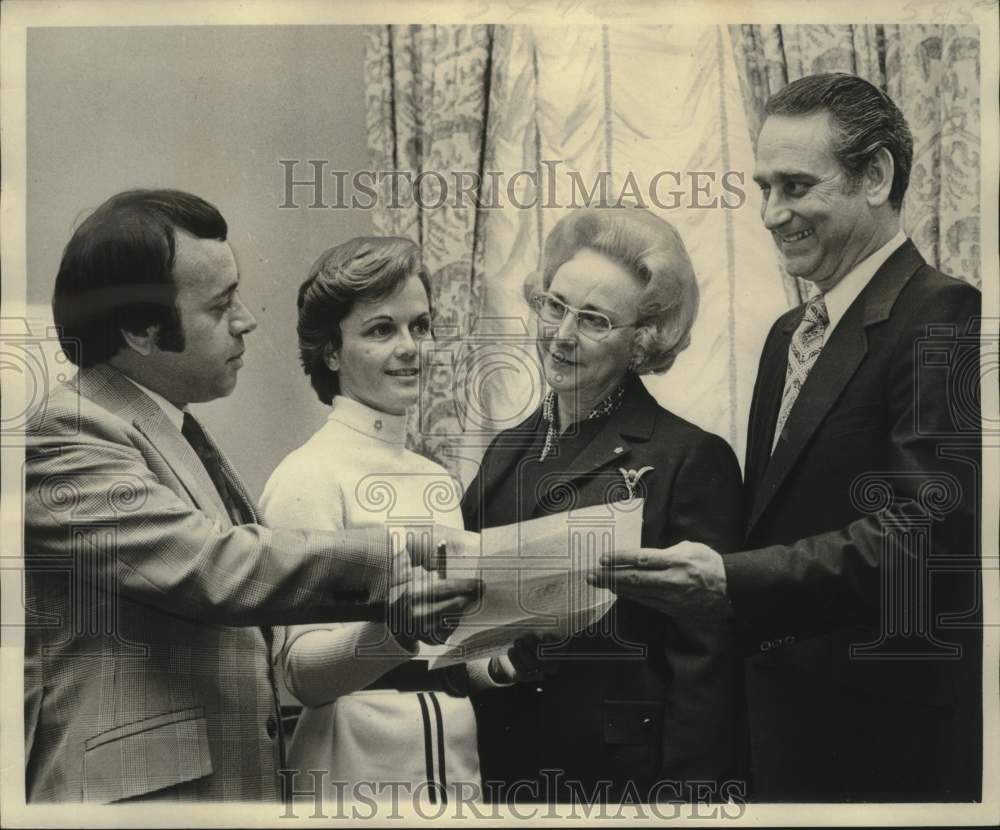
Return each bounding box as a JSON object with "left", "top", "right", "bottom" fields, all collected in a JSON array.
[
  {"left": 416, "top": 692, "right": 438, "bottom": 805},
  {"left": 428, "top": 692, "right": 448, "bottom": 804}
]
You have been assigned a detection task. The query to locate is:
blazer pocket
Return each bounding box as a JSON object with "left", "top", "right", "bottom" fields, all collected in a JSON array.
[
  {"left": 83, "top": 706, "right": 213, "bottom": 803},
  {"left": 603, "top": 700, "right": 663, "bottom": 767}
]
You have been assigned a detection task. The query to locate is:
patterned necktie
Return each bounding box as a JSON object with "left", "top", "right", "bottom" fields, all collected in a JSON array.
[
  {"left": 772, "top": 295, "right": 829, "bottom": 453},
  {"left": 181, "top": 412, "right": 248, "bottom": 525}
]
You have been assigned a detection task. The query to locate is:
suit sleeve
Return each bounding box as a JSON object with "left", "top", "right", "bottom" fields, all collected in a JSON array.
[
  {"left": 723, "top": 280, "right": 981, "bottom": 648},
  {"left": 657, "top": 432, "right": 747, "bottom": 785},
  {"left": 25, "top": 417, "right": 392, "bottom": 627},
  {"left": 460, "top": 439, "right": 496, "bottom": 534},
  {"left": 459, "top": 469, "right": 481, "bottom": 533},
  {"left": 663, "top": 433, "right": 746, "bottom": 553}
]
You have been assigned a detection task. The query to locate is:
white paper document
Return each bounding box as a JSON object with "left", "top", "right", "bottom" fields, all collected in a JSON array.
[{"left": 427, "top": 499, "right": 644, "bottom": 669}]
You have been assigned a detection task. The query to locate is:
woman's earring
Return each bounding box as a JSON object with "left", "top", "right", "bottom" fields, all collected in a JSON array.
[{"left": 324, "top": 345, "right": 340, "bottom": 372}]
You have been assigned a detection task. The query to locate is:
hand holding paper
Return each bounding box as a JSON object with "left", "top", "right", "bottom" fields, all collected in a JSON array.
[
  {"left": 588, "top": 540, "right": 731, "bottom": 624},
  {"left": 388, "top": 539, "right": 483, "bottom": 649},
  {"left": 428, "top": 499, "right": 645, "bottom": 668}
]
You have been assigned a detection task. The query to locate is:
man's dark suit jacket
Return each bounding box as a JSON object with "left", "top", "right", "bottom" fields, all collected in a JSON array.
[
  {"left": 462, "top": 375, "right": 747, "bottom": 803},
  {"left": 724, "top": 240, "right": 982, "bottom": 802}
]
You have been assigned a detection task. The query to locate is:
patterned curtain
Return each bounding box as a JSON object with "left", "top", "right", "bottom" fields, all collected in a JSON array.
[
  {"left": 365, "top": 25, "right": 505, "bottom": 485},
  {"left": 729, "top": 24, "right": 981, "bottom": 303},
  {"left": 488, "top": 26, "right": 789, "bottom": 464},
  {"left": 366, "top": 25, "right": 791, "bottom": 473},
  {"left": 885, "top": 26, "right": 981, "bottom": 286}
]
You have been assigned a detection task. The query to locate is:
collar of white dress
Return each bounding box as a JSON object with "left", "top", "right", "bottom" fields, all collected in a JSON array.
[{"left": 327, "top": 395, "right": 408, "bottom": 446}]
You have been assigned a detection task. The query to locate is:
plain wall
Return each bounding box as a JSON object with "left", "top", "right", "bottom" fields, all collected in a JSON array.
[{"left": 27, "top": 26, "right": 373, "bottom": 496}]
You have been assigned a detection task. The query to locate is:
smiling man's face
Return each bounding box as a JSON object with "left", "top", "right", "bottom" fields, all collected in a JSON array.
[{"left": 753, "top": 111, "right": 881, "bottom": 292}]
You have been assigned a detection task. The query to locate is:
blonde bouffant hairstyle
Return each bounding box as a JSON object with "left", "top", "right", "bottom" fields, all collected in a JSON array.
[{"left": 523, "top": 206, "right": 699, "bottom": 375}]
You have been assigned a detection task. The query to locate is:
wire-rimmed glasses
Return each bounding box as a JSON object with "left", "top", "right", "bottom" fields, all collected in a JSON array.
[{"left": 528, "top": 292, "right": 637, "bottom": 341}]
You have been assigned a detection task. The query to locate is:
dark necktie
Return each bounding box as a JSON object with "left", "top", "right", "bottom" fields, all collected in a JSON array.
[
  {"left": 181, "top": 412, "right": 284, "bottom": 759},
  {"left": 181, "top": 412, "right": 248, "bottom": 526}
]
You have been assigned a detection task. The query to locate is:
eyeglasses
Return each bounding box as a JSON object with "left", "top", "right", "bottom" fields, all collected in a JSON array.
[{"left": 528, "top": 292, "right": 637, "bottom": 341}]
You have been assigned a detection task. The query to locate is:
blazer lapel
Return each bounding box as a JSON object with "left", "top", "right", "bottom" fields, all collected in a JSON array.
[
  {"left": 133, "top": 414, "right": 233, "bottom": 525},
  {"left": 744, "top": 315, "right": 797, "bottom": 503},
  {"left": 79, "top": 365, "right": 233, "bottom": 525},
  {"left": 475, "top": 408, "right": 546, "bottom": 512},
  {"left": 748, "top": 240, "right": 926, "bottom": 534},
  {"left": 558, "top": 422, "right": 636, "bottom": 485},
  {"left": 553, "top": 377, "right": 657, "bottom": 495},
  {"left": 749, "top": 310, "right": 868, "bottom": 531}
]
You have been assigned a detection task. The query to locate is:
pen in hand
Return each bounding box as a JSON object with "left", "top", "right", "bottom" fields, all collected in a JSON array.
[{"left": 436, "top": 541, "right": 447, "bottom": 578}]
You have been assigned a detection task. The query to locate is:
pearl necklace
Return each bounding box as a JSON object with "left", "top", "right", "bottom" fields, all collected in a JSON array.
[{"left": 539, "top": 383, "right": 627, "bottom": 461}]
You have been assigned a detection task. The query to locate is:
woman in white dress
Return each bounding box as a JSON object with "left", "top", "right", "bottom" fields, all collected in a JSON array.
[{"left": 261, "top": 237, "right": 502, "bottom": 806}]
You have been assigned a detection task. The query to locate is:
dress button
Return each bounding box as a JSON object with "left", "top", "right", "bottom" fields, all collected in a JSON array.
[
  {"left": 266, "top": 716, "right": 278, "bottom": 740},
  {"left": 784, "top": 635, "right": 796, "bottom": 646},
  {"left": 760, "top": 641, "right": 771, "bottom": 652}
]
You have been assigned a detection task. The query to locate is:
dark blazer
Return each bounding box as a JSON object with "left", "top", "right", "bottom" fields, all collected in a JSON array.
[
  {"left": 462, "top": 375, "right": 746, "bottom": 803},
  {"left": 725, "top": 240, "right": 982, "bottom": 801}
]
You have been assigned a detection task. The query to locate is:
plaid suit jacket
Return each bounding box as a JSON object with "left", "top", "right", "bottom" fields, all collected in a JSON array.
[{"left": 24, "top": 364, "right": 392, "bottom": 803}]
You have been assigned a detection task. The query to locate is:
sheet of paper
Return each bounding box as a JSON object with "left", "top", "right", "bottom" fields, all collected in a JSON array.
[{"left": 427, "top": 499, "right": 644, "bottom": 669}]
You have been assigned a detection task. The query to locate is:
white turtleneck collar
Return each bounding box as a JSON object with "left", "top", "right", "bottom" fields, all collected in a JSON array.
[{"left": 327, "top": 395, "right": 408, "bottom": 447}]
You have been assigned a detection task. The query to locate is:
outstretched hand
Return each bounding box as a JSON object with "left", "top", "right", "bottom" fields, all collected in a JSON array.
[
  {"left": 587, "top": 541, "right": 731, "bottom": 624},
  {"left": 389, "top": 548, "right": 482, "bottom": 649}
]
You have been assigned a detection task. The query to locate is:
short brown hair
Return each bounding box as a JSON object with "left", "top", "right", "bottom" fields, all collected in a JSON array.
[{"left": 297, "top": 236, "right": 431, "bottom": 404}]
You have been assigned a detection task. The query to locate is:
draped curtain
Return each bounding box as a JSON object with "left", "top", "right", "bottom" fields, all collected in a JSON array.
[
  {"left": 364, "top": 25, "right": 504, "bottom": 485},
  {"left": 365, "top": 25, "right": 787, "bottom": 479},
  {"left": 484, "top": 26, "right": 789, "bottom": 469},
  {"left": 365, "top": 24, "right": 980, "bottom": 482},
  {"left": 729, "top": 24, "right": 982, "bottom": 303}
]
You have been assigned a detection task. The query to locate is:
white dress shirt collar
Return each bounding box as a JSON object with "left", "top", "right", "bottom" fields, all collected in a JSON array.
[
  {"left": 121, "top": 376, "right": 186, "bottom": 431},
  {"left": 823, "top": 230, "right": 908, "bottom": 335}
]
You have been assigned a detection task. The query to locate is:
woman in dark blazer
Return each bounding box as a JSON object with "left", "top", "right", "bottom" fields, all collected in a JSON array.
[{"left": 462, "top": 206, "right": 746, "bottom": 804}]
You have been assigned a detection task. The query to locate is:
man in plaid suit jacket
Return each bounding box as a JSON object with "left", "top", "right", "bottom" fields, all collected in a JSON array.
[{"left": 23, "top": 190, "right": 478, "bottom": 803}]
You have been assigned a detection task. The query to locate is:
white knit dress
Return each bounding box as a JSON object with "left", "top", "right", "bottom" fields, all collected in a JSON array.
[{"left": 260, "top": 396, "right": 482, "bottom": 804}]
